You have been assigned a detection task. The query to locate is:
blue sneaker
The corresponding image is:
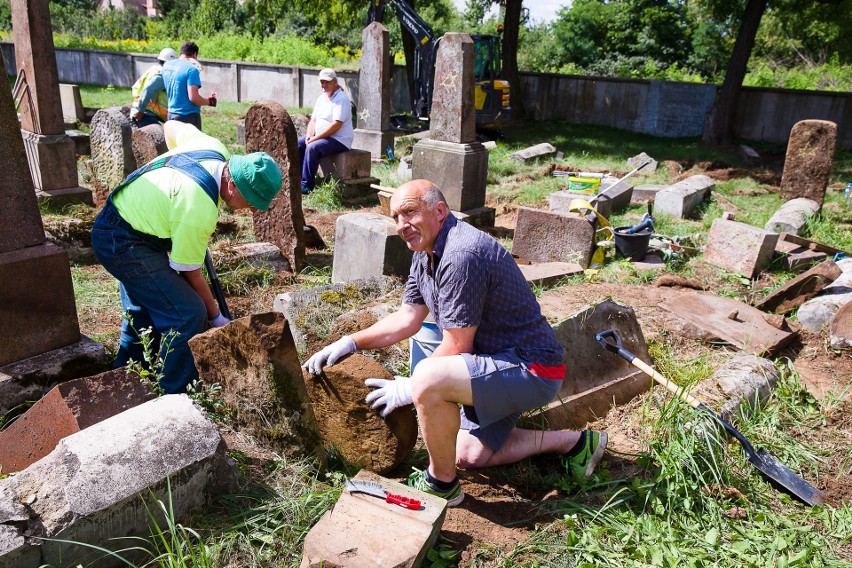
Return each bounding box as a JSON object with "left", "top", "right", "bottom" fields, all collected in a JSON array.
[
  {"left": 301, "top": 184, "right": 312, "bottom": 195},
  {"left": 408, "top": 468, "right": 464, "bottom": 506}
]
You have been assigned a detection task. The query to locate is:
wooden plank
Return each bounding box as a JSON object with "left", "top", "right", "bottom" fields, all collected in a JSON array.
[
  {"left": 779, "top": 233, "right": 849, "bottom": 257},
  {"left": 661, "top": 292, "right": 797, "bottom": 356}
]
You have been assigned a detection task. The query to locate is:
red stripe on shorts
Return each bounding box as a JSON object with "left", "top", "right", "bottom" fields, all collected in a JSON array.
[{"left": 529, "top": 362, "right": 566, "bottom": 380}]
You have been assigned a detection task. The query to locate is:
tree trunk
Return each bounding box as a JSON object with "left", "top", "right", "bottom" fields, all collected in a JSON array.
[
  {"left": 703, "top": 0, "right": 766, "bottom": 145},
  {"left": 502, "top": 0, "right": 525, "bottom": 120}
]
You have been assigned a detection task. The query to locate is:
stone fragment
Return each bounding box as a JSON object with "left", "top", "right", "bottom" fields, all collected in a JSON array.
[
  {"left": 189, "top": 312, "right": 325, "bottom": 463},
  {"left": 737, "top": 144, "right": 760, "bottom": 163},
  {"left": 631, "top": 184, "right": 665, "bottom": 204},
  {"left": 429, "top": 33, "right": 475, "bottom": 144},
  {"left": 303, "top": 355, "right": 417, "bottom": 474},
  {"left": 628, "top": 152, "right": 657, "bottom": 173},
  {"left": 351, "top": 22, "right": 394, "bottom": 159},
  {"left": 0, "top": 395, "right": 235, "bottom": 568},
  {"left": 754, "top": 259, "right": 842, "bottom": 314},
  {"left": 245, "top": 100, "right": 306, "bottom": 273},
  {"left": 318, "top": 149, "right": 373, "bottom": 180},
  {"left": 703, "top": 219, "right": 778, "bottom": 279},
  {"left": 773, "top": 239, "right": 827, "bottom": 272},
  {"left": 65, "top": 128, "right": 90, "bottom": 155},
  {"left": 712, "top": 354, "right": 781, "bottom": 422},
  {"left": 452, "top": 205, "right": 496, "bottom": 229},
  {"left": 765, "top": 198, "right": 820, "bottom": 235},
  {"left": 654, "top": 175, "right": 714, "bottom": 218},
  {"left": 0, "top": 369, "right": 153, "bottom": 474},
  {"left": 331, "top": 212, "right": 413, "bottom": 284},
  {"left": 396, "top": 154, "right": 413, "bottom": 180},
  {"left": 301, "top": 470, "right": 445, "bottom": 568},
  {"left": 131, "top": 122, "right": 167, "bottom": 168},
  {"left": 90, "top": 106, "right": 135, "bottom": 205},
  {"left": 516, "top": 260, "right": 583, "bottom": 288},
  {"left": 214, "top": 241, "right": 291, "bottom": 273},
  {"left": 597, "top": 177, "right": 634, "bottom": 212},
  {"left": 512, "top": 207, "right": 594, "bottom": 268},
  {"left": 509, "top": 142, "right": 556, "bottom": 162},
  {"left": 797, "top": 258, "right": 852, "bottom": 331},
  {"left": 829, "top": 302, "right": 852, "bottom": 349},
  {"left": 59, "top": 83, "right": 85, "bottom": 122},
  {"left": 780, "top": 120, "right": 837, "bottom": 206}
]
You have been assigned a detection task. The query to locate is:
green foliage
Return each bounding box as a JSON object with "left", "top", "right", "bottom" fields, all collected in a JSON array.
[
  {"left": 0, "top": 0, "right": 10, "bottom": 32},
  {"left": 49, "top": 1, "right": 147, "bottom": 40}
]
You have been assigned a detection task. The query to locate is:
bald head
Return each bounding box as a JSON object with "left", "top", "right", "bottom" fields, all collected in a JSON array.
[
  {"left": 393, "top": 179, "right": 447, "bottom": 211},
  {"left": 390, "top": 179, "right": 449, "bottom": 254}
]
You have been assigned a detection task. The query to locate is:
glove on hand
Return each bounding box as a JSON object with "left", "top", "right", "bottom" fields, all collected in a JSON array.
[
  {"left": 365, "top": 376, "right": 413, "bottom": 418},
  {"left": 303, "top": 335, "right": 357, "bottom": 375},
  {"left": 209, "top": 312, "right": 230, "bottom": 328}
]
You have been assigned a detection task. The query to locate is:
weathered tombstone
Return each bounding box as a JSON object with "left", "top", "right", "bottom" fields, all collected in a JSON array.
[
  {"left": 765, "top": 197, "right": 820, "bottom": 235},
  {"left": 703, "top": 219, "right": 778, "bottom": 279},
  {"left": 628, "top": 152, "right": 657, "bottom": 174},
  {"left": 352, "top": 22, "right": 395, "bottom": 159},
  {"left": 331, "top": 212, "right": 413, "bottom": 283},
  {"left": 0, "top": 76, "right": 103, "bottom": 405},
  {"left": 244, "top": 100, "right": 306, "bottom": 272},
  {"left": 90, "top": 106, "right": 135, "bottom": 206},
  {"left": 188, "top": 312, "right": 326, "bottom": 465},
  {"left": 510, "top": 142, "right": 556, "bottom": 162},
  {"left": 302, "top": 354, "right": 418, "bottom": 474},
  {"left": 131, "top": 122, "right": 167, "bottom": 168},
  {"left": 10, "top": 0, "right": 92, "bottom": 206},
  {"left": 412, "top": 33, "right": 490, "bottom": 214},
  {"left": 779, "top": 120, "right": 837, "bottom": 206},
  {"left": 654, "top": 175, "right": 714, "bottom": 218},
  {"left": 512, "top": 207, "right": 595, "bottom": 268}
]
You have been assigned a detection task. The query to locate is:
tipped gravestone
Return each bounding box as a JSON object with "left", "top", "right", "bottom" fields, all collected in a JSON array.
[
  {"left": 245, "top": 100, "right": 306, "bottom": 273},
  {"left": 779, "top": 120, "right": 837, "bottom": 206},
  {"left": 90, "top": 106, "right": 135, "bottom": 206},
  {"left": 131, "top": 123, "right": 167, "bottom": 168},
  {"left": 303, "top": 354, "right": 417, "bottom": 474}
]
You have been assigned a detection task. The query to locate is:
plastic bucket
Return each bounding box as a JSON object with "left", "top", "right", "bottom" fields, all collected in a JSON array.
[
  {"left": 614, "top": 227, "right": 652, "bottom": 261},
  {"left": 409, "top": 321, "right": 442, "bottom": 371},
  {"left": 567, "top": 176, "right": 601, "bottom": 194}
]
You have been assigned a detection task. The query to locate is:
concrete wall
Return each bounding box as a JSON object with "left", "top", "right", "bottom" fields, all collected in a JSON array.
[{"left": 3, "top": 43, "right": 849, "bottom": 148}]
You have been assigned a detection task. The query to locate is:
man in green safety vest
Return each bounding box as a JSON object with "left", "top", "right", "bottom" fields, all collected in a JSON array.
[{"left": 131, "top": 47, "right": 178, "bottom": 128}]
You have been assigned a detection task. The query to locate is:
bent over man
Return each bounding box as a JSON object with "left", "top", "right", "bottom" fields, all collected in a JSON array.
[
  {"left": 130, "top": 47, "right": 177, "bottom": 128},
  {"left": 92, "top": 121, "right": 282, "bottom": 393},
  {"left": 304, "top": 179, "right": 608, "bottom": 506}
]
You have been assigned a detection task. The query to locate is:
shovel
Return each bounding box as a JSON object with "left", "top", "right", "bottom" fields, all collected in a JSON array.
[
  {"left": 204, "top": 250, "right": 231, "bottom": 320},
  {"left": 595, "top": 329, "right": 823, "bottom": 506}
]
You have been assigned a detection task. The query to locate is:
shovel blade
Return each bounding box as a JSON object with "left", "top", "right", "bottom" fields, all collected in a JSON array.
[{"left": 749, "top": 449, "right": 824, "bottom": 506}]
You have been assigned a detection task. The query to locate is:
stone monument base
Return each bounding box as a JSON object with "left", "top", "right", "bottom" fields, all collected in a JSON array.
[
  {"left": 21, "top": 130, "right": 91, "bottom": 206},
  {"left": 36, "top": 186, "right": 94, "bottom": 208},
  {"left": 411, "top": 138, "right": 488, "bottom": 211},
  {"left": 352, "top": 128, "right": 395, "bottom": 161},
  {"left": 341, "top": 176, "right": 381, "bottom": 201}
]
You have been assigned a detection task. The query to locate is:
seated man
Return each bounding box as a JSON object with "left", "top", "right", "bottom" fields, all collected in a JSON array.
[
  {"left": 130, "top": 47, "right": 177, "bottom": 128},
  {"left": 298, "top": 68, "right": 353, "bottom": 195},
  {"left": 304, "top": 179, "right": 608, "bottom": 506},
  {"left": 91, "top": 121, "right": 282, "bottom": 394},
  {"left": 161, "top": 41, "right": 217, "bottom": 130}
]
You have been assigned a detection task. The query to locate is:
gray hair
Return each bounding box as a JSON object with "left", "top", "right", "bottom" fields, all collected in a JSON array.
[{"left": 420, "top": 183, "right": 448, "bottom": 211}]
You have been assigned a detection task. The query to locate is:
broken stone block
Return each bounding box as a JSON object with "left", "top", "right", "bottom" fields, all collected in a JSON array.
[
  {"left": 829, "top": 302, "right": 852, "bottom": 349},
  {"left": 214, "top": 241, "right": 291, "bottom": 273},
  {"left": 754, "top": 259, "right": 842, "bottom": 314},
  {"left": 513, "top": 207, "right": 594, "bottom": 268},
  {"left": 654, "top": 175, "right": 714, "bottom": 218},
  {"left": 0, "top": 395, "right": 235, "bottom": 568},
  {"left": 516, "top": 260, "right": 583, "bottom": 288},
  {"left": 712, "top": 354, "right": 780, "bottom": 422},
  {"left": 598, "top": 178, "right": 634, "bottom": 213},
  {"left": 452, "top": 205, "right": 496, "bottom": 229},
  {"left": 42, "top": 216, "right": 94, "bottom": 262},
  {"left": 0, "top": 369, "right": 153, "bottom": 474},
  {"left": 273, "top": 276, "right": 402, "bottom": 353},
  {"left": 318, "top": 149, "right": 373, "bottom": 180},
  {"left": 301, "top": 469, "right": 445, "bottom": 567},
  {"left": 396, "top": 154, "right": 413, "bottom": 180},
  {"left": 774, "top": 239, "right": 827, "bottom": 272},
  {"left": 0, "top": 486, "right": 40, "bottom": 567},
  {"left": 65, "top": 128, "right": 90, "bottom": 156},
  {"left": 797, "top": 258, "right": 852, "bottom": 331},
  {"left": 509, "top": 142, "right": 556, "bottom": 162},
  {"left": 765, "top": 198, "right": 820, "bottom": 235},
  {"left": 628, "top": 152, "right": 657, "bottom": 174},
  {"left": 331, "top": 212, "right": 413, "bottom": 284},
  {"left": 631, "top": 184, "right": 665, "bottom": 204},
  {"left": 780, "top": 120, "right": 837, "bottom": 206},
  {"left": 189, "top": 312, "right": 326, "bottom": 464},
  {"left": 131, "top": 122, "right": 167, "bottom": 168},
  {"left": 89, "top": 106, "right": 135, "bottom": 206},
  {"left": 303, "top": 355, "right": 417, "bottom": 474},
  {"left": 703, "top": 219, "right": 779, "bottom": 279}
]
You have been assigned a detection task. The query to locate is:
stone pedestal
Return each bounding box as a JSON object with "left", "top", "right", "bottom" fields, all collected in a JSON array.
[
  {"left": 352, "top": 128, "right": 395, "bottom": 160},
  {"left": 411, "top": 138, "right": 488, "bottom": 211},
  {"left": 331, "top": 213, "right": 412, "bottom": 284},
  {"left": 21, "top": 130, "right": 92, "bottom": 206}
]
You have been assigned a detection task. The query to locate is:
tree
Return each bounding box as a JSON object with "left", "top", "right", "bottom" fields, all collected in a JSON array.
[{"left": 502, "top": 0, "right": 525, "bottom": 119}]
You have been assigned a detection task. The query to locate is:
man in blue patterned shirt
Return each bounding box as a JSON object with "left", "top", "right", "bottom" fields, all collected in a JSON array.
[{"left": 305, "top": 179, "right": 608, "bottom": 506}]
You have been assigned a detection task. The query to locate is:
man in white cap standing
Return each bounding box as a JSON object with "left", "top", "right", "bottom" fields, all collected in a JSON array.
[
  {"left": 298, "top": 68, "right": 353, "bottom": 194},
  {"left": 131, "top": 47, "right": 178, "bottom": 128}
]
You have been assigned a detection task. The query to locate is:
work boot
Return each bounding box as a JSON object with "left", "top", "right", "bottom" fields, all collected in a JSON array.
[{"left": 408, "top": 468, "right": 464, "bottom": 506}]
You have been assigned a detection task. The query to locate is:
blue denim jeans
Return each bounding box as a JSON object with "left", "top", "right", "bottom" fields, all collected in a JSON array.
[
  {"left": 91, "top": 201, "right": 207, "bottom": 393},
  {"left": 167, "top": 112, "right": 202, "bottom": 130},
  {"left": 298, "top": 136, "right": 349, "bottom": 190}
]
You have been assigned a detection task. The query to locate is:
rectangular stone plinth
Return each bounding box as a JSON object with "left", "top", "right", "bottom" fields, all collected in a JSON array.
[
  {"left": 411, "top": 138, "right": 488, "bottom": 211},
  {"left": 655, "top": 175, "right": 714, "bottom": 218},
  {"left": 703, "top": 219, "right": 778, "bottom": 278},
  {"left": 332, "top": 212, "right": 413, "bottom": 284},
  {"left": 0, "top": 243, "right": 80, "bottom": 367},
  {"left": 352, "top": 128, "right": 395, "bottom": 160},
  {"left": 341, "top": 176, "right": 381, "bottom": 201},
  {"left": 318, "top": 149, "right": 372, "bottom": 180},
  {"left": 513, "top": 207, "right": 595, "bottom": 268},
  {"left": 453, "top": 206, "right": 495, "bottom": 228},
  {"left": 516, "top": 261, "right": 583, "bottom": 288},
  {"left": 21, "top": 130, "right": 81, "bottom": 192}
]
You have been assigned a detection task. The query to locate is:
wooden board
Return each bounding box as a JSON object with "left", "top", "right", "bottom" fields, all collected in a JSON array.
[
  {"left": 779, "top": 233, "right": 849, "bottom": 257},
  {"left": 661, "top": 292, "right": 796, "bottom": 356}
]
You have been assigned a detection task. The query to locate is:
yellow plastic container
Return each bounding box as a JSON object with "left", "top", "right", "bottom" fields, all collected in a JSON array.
[{"left": 567, "top": 176, "right": 601, "bottom": 194}]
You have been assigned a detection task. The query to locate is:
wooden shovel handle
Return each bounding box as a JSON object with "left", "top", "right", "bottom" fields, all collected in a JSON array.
[{"left": 629, "top": 357, "right": 702, "bottom": 409}]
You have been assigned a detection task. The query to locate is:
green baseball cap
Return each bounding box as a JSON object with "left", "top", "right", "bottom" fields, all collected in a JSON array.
[{"left": 228, "top": 153, "right": 282, "bottom": 211}]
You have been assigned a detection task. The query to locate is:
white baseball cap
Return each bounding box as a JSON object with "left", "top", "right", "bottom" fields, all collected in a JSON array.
[
  {"left": 318, "top": 68, "right": 337, "bottom": 81},
  {"left": 158, "top": 48, "right": 177, "bottom": 62}
]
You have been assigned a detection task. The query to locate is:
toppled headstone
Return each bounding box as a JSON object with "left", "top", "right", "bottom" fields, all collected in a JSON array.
[
  {"left": 754, "top": 259, "right": 842, "bottom": 314},
  {"left": 301, "top": 469, "right": 446, "bottom": 567},
  {"left": 707, "top": 354, "right": 780, "bottom": 422},
  {"left": 0, "top": 369, "right": 153, "bottom": 474},
  {"left": 513, "top": 207, "right": 595, "bottom": 268},
  {"left": 628, "top": 152, "right": 657, "bottom": 174},
  {"left": 765, "top": 198, "right": 820, "bottom": 235},
  {"left": 631, "top": 184, "right": 665, "bottom": 204},
  {"left": 797, "top": 258, "right": 852, "bottom": 331},
  {"left": 42, "top": 216, "right": 94, "bottom": 262},
  {"left": 303, "top": 355, "right": 417, "bottom": 474},
  {"left": 654, "top": 175, "right": 714, "bottom": 218},
  {"left": 245, "top": 100, "right": 306, "bottom": 273},
  {"left": 703, "top": 219, "right": 778, "bottom": 279},
  {"left": 509, "top": 143, "right": 556, "bottom": 162},
  {"left": 131, "top": 122, "right": 167, "bottom": 168},
  {"left": 331, "top": 212, "right": 413, "bottom": 283},
  {"left": 0, "top": 395, "right": 235, "bottom": 568},
  {"left": 829, "top": 302, "right": 852, "bottom": 349},
  {"left": 189, "top": 312, "right": 326, "bottom": 464},
  {"left": 214, "top": 241, "right": 291, "bottom": 273},
  {"left": 516, "top": 260, "right": 583, "bottom": 288},
  {"left": 90, "top": 106, "right": 135, "bottom": 205},
  {"left": 780, "top": 120, "right": 837, "bottom": 206}
]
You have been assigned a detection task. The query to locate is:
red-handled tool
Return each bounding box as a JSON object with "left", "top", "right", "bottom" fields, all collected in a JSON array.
[{"left": 345, "top": 479, "right": 421, "bottom": 510}]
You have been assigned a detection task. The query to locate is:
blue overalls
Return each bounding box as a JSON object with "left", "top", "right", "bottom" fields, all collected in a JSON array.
[{"left": 91, "top": 150, "right": 224, "bottom": 393}]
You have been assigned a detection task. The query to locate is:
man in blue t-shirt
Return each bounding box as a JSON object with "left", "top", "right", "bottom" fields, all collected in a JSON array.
[{"left": 161, "top": 42, "right": 217, "bottom": 130}]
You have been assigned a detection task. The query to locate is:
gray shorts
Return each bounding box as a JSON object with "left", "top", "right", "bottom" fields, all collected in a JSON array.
[{"left": 459, "top": 348, "right": 562, "bottom": 452}]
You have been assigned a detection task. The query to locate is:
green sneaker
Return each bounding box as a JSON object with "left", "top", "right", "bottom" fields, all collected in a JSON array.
[
  {"left": 564, "top": 430, "right": 608, "bottom": 479},
  {"left": 408, "top": 468, "right": 464, "bottom": 506}
]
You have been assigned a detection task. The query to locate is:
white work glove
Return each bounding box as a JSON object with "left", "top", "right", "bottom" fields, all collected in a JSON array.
[
  {"left": 209, "top": 312, "right": 230, "bottom": 328},
  {"left": 303, "top": 335, "right": 357, "bottom": 375},
  {"left": 365, "top": 376, "right": 413, "bottom": 418}
]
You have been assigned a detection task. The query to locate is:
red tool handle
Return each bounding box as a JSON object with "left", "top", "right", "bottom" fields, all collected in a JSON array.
[{"left": 386, "top": 492, "right": 421, "bottom": 510}]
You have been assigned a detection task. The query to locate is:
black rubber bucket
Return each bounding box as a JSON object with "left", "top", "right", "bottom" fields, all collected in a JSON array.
[{"left": 614, "top": 227, "right": 652, "bottom": 261}]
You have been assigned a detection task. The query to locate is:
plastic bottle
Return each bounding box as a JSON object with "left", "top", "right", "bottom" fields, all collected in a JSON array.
[{"left": 845, "top": 182, "right": 852, "bottom": 200}]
